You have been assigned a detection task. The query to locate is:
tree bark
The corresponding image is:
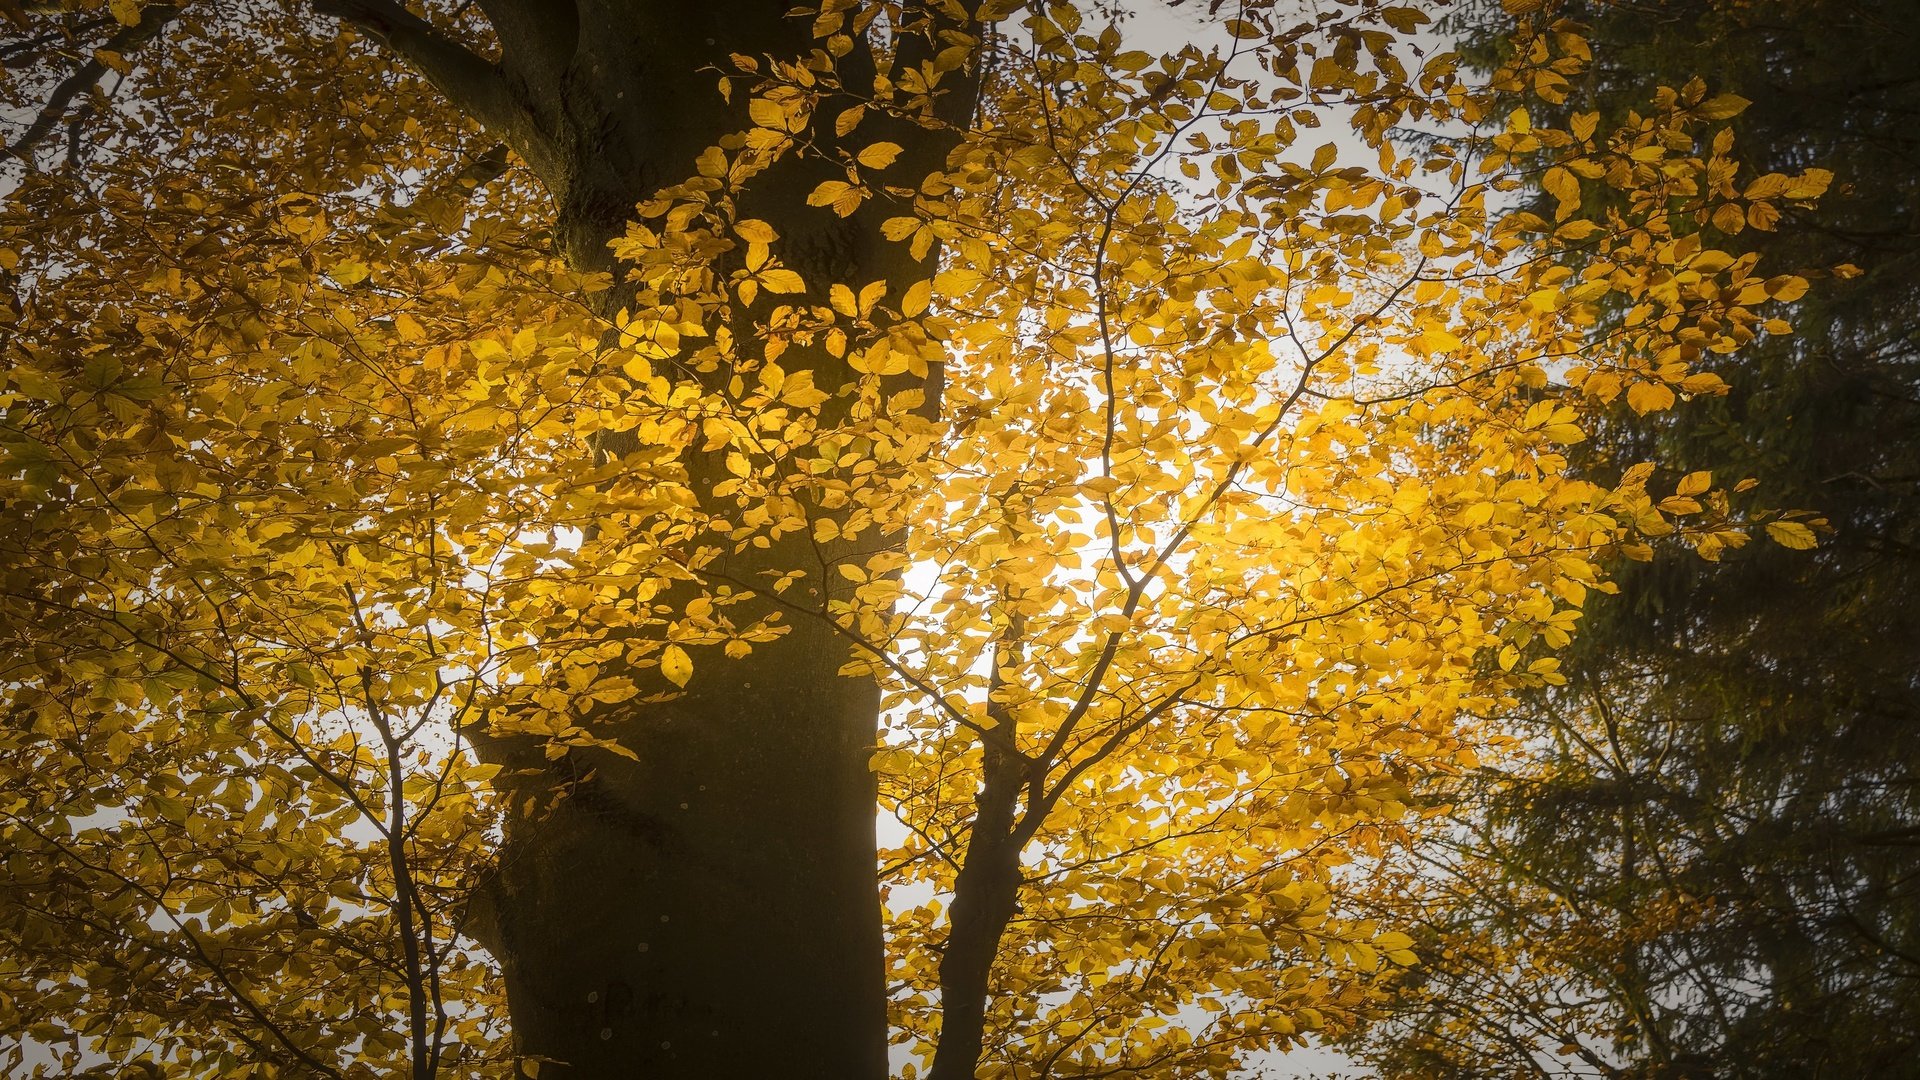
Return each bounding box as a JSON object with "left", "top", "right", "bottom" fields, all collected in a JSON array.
[
  {"left": 480, "top": 607, "right": 892, "bottom": 1079},
  {"left": 929, "top": 625, "right": 1030, "bottom": 1080},
  {"left": 927, "top": 744, "right": 1025, "bottom": 1080},
  {"left": 317, "top": 2, "right": 979, "bottom": 1076}
]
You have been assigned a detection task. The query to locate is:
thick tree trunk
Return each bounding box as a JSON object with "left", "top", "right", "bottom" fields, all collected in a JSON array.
[
  {"left": 319, "top": 2, "right": 977, "bottom": 1075},
  {"left": 483, "top": 606, "right": 890, "bottom": 1078}
]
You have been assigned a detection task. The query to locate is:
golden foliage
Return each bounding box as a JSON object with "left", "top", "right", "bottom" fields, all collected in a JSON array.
[{"left": 0, "top": 0, "right": 1825, "bottom": 1075}]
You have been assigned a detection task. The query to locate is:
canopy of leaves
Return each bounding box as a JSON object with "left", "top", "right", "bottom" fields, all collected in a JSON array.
[{"left": 0, "top": 0, "right": 1826, "bottom": 1076}]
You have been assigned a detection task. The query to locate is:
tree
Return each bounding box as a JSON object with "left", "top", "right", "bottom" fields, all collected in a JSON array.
[
  {"left": 1342, "top": 0, "right": 1920, "bottom": 1075},
  {"left": 0, "top": 1, "right": 1820, "bottom": 1077}
]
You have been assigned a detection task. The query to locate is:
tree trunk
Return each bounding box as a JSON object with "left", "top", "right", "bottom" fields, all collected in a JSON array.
[
  {"left": 318, "top": 2, "right": 979, "bottom": 1075},
  {"left": 930, "top": 638, "right": 1030, "bottom": 1080},
  {"left": 927, "top": 762, "right": 1024, "bottom": 1080},
  {"left": 482, "top": 606, "right": 891, "bottom": 1079}
]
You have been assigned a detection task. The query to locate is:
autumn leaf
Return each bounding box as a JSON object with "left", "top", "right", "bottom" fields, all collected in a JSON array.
[
  {"left": 856, "top": 141, "right": 903, "bottom": 170},
  {"left": 1676, "top": 471, "right": 1712, "bottom": 496},
  {"left": 1765, "top": 520, "right": 1819, "bottom": 549},
  {"left": 1627, "top": 381, "right": 1677, "bottom": 415},
  {"left": 660, "top": 645, "right": 694, "bottom": 687}
]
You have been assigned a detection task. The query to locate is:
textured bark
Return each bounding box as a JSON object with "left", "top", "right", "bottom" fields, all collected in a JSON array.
[
  {"left": 481, "top": 604, "right": 892, "bottom": 1078},
  {"left": 318, "top": 2, "right": 979, "bottom": 1076}
]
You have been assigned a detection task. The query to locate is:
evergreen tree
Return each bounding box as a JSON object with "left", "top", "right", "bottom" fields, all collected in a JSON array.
[{"left": 1349, "top": 0, "right": 1920, "bottom": 1074}]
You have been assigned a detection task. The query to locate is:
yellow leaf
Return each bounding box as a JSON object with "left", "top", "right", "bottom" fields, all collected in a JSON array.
[
  {"left": 109, "top": 0, "right": 141, "bottom": 26},
  {"left": 1766, "top": 520, "right": 1818, "bottom": 550},
  {"left": 1543, "top": 166, "right": 1580, "bottom": 218},
  {"left": 1626, "top": 381, "right": 1676, "bottom": 415},
  {"left": 808, "top": 180, "right": 865, "bottom": 216},
  {"left": 901, "top": 279, "right": 931, "bottom": 317},
  {"left": 748, "top": 98, "right": 791, "bottom": 131},
  {"left": 759, "top": 269, "right": 806, "bottom": 294},
  {"left": 1681, "top": 371, "right": 1729, "bottom": 395},
  {"left": 1766, "top": 275, "right": 1810, "bottom": 303},
  {"left": 734, "top": 219, "right": 778, "bottom": 244},
  {"left": 1541, "top": 421, "right": 1586, "bottom": 445},
  {"left": 660, "top": 645, "right": 693, "bottom": 687},
  {"left": 856, "top": 142, "right": 903, "bottom": 170},
  {"left": 1784, "top": 168, "right": 1833, "bottom": 199},
  {"left": 1676, "top": 470, "right": 1711, "bottom": 496},
  {"left": 1695, "top": 93, "right": 1750, "bottom": 120},
  {"left": 849, "top": 344, "right": 909, "bottom": 376},
  {"left": 1744, "top": 173, "right": 1790, "bottom": 199},
  {"left": 328, "top": 260, "right": 370, "bottom": 286}
]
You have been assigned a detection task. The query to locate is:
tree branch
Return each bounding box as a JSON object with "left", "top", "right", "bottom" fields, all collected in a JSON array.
[
  {"left": 4, "top": 813, "right": 349, "bottom": 1079},
  {"left": 2, "top": 4, "right": 177, "bottom": 165},
  {"left": 313, "top": 0, "right": 558, "bottom": 179}
]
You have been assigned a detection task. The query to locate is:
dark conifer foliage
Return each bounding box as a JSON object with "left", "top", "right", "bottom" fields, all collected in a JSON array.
[{"left": 1350, "top": 1, "right": 1920, "bottom": 1074}]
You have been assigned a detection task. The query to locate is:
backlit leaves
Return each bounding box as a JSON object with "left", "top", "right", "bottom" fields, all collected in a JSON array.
[{"left": 0, "top": 0, "right": 1822, "bottom": 1077}]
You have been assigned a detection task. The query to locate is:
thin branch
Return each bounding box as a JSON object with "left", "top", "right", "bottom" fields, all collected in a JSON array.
[
  {"left": 4, "top": 814, "right": 349, "bottom": 1079},
  {"left": 3, "top": 4, "right": 178, "bottom": 165}
]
